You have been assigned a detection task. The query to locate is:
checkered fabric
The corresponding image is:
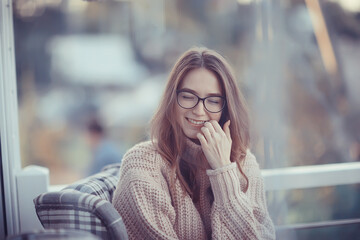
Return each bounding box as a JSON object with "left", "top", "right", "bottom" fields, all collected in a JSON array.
[
  {"left": 33, "top": 164, "right": 128, "bottom": 240},
  {"left": 7, "top": 229, "right": 101, "bottom": 239},
  {"left": 63, "top": 164, "right": 121, "bottom": 202}
]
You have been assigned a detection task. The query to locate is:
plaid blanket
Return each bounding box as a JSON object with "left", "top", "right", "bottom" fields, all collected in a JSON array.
[
  {"left": 63, "top": 164, "right": 121, "bottom": 202},
  {"left": 7, "top": 229, "right": 101, "bottom": 239},
  {"left": 33, "top": 164, "right": 128, "bottom": 240}
]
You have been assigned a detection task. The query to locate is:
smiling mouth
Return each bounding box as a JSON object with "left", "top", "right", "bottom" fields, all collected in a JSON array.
[{"left": 186, "top": 118, "right": 207, "bottom": 126}]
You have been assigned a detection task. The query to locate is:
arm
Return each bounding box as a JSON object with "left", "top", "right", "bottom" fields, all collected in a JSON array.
[
  {"left": 197, "top": 121, "right": 275, "bottom": 239},
  {"left": 207, "top": 158, "right": 275, "bottom": 240},
  {"left": 112, "top": 147, "right": 179, "bottom": 240}
]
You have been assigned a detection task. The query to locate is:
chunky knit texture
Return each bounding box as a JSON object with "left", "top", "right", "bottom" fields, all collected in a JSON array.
[{"left": 113, "top": 140, "right": 275, "bottom": 240}]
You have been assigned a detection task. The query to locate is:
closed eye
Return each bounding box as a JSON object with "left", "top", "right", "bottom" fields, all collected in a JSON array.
[
  {"left": 182, "top": 95, "right": 196, "bottom": 100},
  {"left": 208, "top": 99, "right": 220, "bottom": 104},
  {"left": 206, "top": 97, "right": 223, "bottom": 105}
]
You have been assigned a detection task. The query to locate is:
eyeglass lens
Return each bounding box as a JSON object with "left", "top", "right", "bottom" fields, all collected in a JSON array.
[{"left": 177, "top": 91, "right": 224, "bottom": 113}]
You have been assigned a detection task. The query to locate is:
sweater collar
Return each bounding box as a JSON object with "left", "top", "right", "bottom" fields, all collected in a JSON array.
[{"left": 182, "top": 138, "right": 209, "bottom": 169}]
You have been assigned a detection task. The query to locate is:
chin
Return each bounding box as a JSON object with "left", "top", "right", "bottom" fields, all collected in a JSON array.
[
  {"left": 184, "top": 133, "right": 201, "bottom": 144},
  {"left": 184, "top": 131, "right": 199, "bottom": 140},
  {"left": 188, "top": 136, "right": 198, "bottom": 140}
]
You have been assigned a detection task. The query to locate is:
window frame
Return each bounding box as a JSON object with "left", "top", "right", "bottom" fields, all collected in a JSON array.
[
  {"left": 0, "top": 0, "right": 22, "bottom": 235},
  {"left": 1, "top": 0, "right": 360, "bottom": 236}
]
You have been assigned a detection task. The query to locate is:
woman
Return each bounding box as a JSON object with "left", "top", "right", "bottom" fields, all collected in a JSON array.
[{"left": 113, "top": 47, "right": 275, "bottom": 239}]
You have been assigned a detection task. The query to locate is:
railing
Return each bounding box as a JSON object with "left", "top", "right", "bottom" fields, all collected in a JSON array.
[
  {"left": 262, "top": 162, "right": 360, "bottom": 191},
  {"left": 262, "top": 162, "right": 360, "bottom": 234},
  {"left": 39, "top": 157, "right": 360, "bottom": 240}
]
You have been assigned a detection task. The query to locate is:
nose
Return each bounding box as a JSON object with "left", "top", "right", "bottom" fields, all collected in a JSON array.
[{"left": 192, "top": 100, "right": 206, "bottom": 116}]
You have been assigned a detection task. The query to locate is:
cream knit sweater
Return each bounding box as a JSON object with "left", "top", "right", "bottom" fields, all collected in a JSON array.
[{"left": 113, "top": 140, "right": 275, "bottom": 240}]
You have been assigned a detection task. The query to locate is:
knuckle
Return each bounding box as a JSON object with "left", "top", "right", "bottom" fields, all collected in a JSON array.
[{"left": 210, "top": 120, "right": 218, "bottom": 125}]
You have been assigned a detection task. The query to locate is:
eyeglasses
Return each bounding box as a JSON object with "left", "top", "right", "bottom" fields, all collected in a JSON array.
[{"left": 176, "top": 90, "right": 226, "bottom": 113}]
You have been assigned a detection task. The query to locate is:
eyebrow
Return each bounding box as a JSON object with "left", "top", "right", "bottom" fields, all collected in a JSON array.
[{"left": 178, "top": 88, "right": 223, "bottom": 97}]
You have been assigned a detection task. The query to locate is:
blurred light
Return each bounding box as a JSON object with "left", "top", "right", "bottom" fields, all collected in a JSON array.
[
  {"left": 237, "top": 0, "right": 254, "bottom": 4},
  {"left": 45, "top": 0, "right": 62, "bottom": 7},
  {"left": 49, "top": 35, "right": 147, "bottom": 86},
  {"left": 16, "top": 0, "right": 43, "bottom": 18},
  {"left": 83, "top": 0, "right": 131, "bottom": 1},
  {"left": 332, "top": 0, "right": 360, "bottom": 13},
  {"left": 256, "top": 21, "right": 263, "bottom": 41},
  {"left": 305, "top": 0, "right": 338, "bottom": 76},
  {"left": 100, "top": 74, "right": 166, "bottom": 127},
  {"left": 15, "top": 0, "right": 62, "bottom": 18},
  {"left": 66, "top": 0, "right": 89, "bottom": 13}
]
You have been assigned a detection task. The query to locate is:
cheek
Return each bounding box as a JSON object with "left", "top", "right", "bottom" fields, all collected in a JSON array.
[
  {"left": 210, "top": 112, "right": 222, "bottom": 122},
  {"left": 175, "top": 106, "right": 185, "bottom": 123}
]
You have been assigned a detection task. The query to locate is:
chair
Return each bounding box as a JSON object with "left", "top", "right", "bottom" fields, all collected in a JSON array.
[
  {"left": 7, "top": 229, "right": 101, "bottom": 240},
  {"left": 33, "top": 164, "right": 128, "bottom": 240}
]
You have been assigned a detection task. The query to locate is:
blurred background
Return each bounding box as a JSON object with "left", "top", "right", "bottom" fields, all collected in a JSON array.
[{"left": 12, "top": 0, "right": 360, "bottom": 239}]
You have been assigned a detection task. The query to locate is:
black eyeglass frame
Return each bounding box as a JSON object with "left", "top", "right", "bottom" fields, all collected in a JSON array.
[{"left": 176, "top": 90, "right": 226, "bottom": 113}]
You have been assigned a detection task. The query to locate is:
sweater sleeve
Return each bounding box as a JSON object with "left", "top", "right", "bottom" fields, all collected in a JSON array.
[
  {"left": 206, "top": 153, "right": 275, "bottom": 240},
  {"left": 112, "top": 146, "right": 179, "bottom": 240}
]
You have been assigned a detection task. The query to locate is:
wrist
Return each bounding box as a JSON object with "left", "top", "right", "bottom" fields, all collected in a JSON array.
[
  {"left": 206, "top": 163, "right": 244, "bottom": 204},
  {"left": 209, "top": 159, "right": 231, "bottom": 170}
]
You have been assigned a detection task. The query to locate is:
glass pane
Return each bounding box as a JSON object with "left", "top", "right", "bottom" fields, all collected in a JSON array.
[
  {"left": 12, "top": 0, "right": 360, "bottom": 238},
  {"left": 270, "top": 184, "right": 360, "bottom": 239},
  {"left": 12, "top": 1, "right": 360, "bottom": 236},
  {"left": 13, "top": 0, "right": 260, "bottom": 184},
  {"left": 247, "top": 0, "right": 360, "bottom": 168},
  {"left": 268, "top": 184, "right": 360, "bottom": 225},
  {"left": 294, "top": 224, "right": 360, "bottom": 240}
]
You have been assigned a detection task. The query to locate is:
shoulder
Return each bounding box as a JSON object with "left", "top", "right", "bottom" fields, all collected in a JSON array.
[
  {"left": 124, "top": 141, "right": 158, "bottom": 158},
  {"left": 119, "top": 141, "right": 170, "bottom": 176}
]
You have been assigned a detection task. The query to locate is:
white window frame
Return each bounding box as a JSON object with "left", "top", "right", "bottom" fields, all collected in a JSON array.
[
  {"left": 262, "top": 162, "right": 360, "bottom": 191},
  {"left": 0, "top": 0, "right": 21, "bottom": 235}
]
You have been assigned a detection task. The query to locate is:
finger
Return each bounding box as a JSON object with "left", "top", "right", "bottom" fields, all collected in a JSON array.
[
  {"left": 210, "top": 120, "right": 226, "bottom": 136},
  {"left": 223, "top": 120, "right": 231, "bottom": 140},
  {"left": 204, "top": 121, "right": 216, "bottom": 136},
  {"left": 197, "top": 133, "right": 207, "bottom": 146},
  {"left": 201, "top": 127, "right": 212, "bottom": 142}
]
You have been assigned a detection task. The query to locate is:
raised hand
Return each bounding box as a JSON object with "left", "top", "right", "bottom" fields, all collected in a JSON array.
[{"left": 196, "top": 120, "right": 232, "bottom": 169}]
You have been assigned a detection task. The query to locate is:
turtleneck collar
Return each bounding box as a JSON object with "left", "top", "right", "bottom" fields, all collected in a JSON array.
[{"left": 182, "top": 138, "right": 210, "bottom": 169}]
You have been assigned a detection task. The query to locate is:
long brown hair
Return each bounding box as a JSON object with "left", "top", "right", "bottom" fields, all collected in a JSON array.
[{"left": 150, "top": 47, "right": 250, "bottom": 198}]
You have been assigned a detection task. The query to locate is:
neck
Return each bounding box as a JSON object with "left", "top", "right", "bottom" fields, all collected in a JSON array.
[
  {"left": 182, "top": 138, "right": 209, "bottom": 169},
  {"left": 189, "top": 138, "right": 201, "bottom": 145}
]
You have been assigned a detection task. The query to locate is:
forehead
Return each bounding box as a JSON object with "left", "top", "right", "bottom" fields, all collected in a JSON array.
[{"left": 179, "top": 68, "right": 222, "bottom": 95}]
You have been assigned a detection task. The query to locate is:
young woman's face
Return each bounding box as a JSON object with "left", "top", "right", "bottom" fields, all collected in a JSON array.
[{"left": 176, "top": 68, "right": 224, "bottom": 140}]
